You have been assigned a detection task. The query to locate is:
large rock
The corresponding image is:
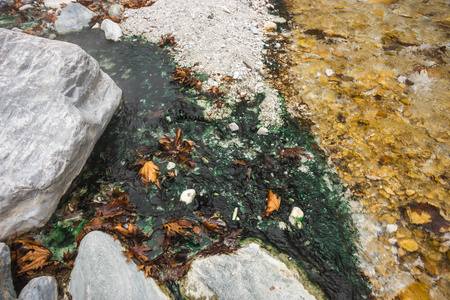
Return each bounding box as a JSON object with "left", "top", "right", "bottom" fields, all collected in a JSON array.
[
  {"left": 181, "top": 243, "right": 317, "bottom": 300},
  {"left": 18, "top": 276, "right": 58, "bottom": 300},
  {"left": 0, "top": 243, "right": 16, "bottom": 300},
  {"left": 69, "top": 231, "right": 170, "bottom": 300},
  {"left": 54, "top": 3, "right": 95, "bottom": 33},
  {"left": 0, "top": 29, "right": 121, "bottom": 241}
]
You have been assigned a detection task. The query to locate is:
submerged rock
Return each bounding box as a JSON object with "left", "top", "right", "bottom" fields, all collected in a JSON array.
[
  {"left": 180, "top": 189, "right": 196, "bottom": 204},
  {"left": 18, "top": 276, "right": 58, "bottom": 300},
  {"left": 0, "top": 243, "right": 16, "bottom": 300},
  {"left": 0, "top": 29, "right": 121, "bottom": 241},
  {"left": 54, "top": 3, "right": 95, "bottom": 33},
  {"left": 181, "top": 243, "right": 317, "bottom": 300},
  {"left": 69, "top": 231, "right": 170, "bottom": 300}
]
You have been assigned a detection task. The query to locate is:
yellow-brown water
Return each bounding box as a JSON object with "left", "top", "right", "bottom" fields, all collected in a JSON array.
[{"left": 270, "top": 0, "right": 450, "bottom": 298}]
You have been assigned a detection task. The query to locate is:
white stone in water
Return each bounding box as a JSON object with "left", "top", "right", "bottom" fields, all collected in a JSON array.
[
  {"left": 167, "top": 162, "right": 176, "bottom": 170},
  {"left": 181, "top": 189, "right": 196, "bottom": 204},
  {"left": 257, "top": 127, "right": 268, "bottom": 135},
  {"left": 229, "top": 122, "right": 239, "bottom": 132},
  {"left": 101, "top": 19, "right": 122, "bottom": 42},
  {"left": 386, "top": 224, "right": 398, "bottom": 233},
  {"left": 232, "top": 207, "right": 239, "bottom": 220},
  {"left": 289, "top": 207, "right": 304, "bottom": 229},
  {"left": 19, "top": 4, "right": 33, "bottom": 11},
  {"left": 325, "top": 68, "right": 334, "bottom": 76},
  {"left": 278, "top": 221, "right": 287, "bottom": 230}
]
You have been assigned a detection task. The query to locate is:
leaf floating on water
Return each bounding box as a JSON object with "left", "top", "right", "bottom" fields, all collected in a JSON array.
[
  {"left": 264, "top": 190, "right": 281, "bottom": 218},
  {"left": 137, "top": 159, "right": 160, "bottom": 188}
]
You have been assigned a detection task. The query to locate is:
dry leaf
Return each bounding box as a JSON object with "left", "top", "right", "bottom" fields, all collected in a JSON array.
[
  {"left": 264, "top": 190, "right": 281, "bottom": 218},
  {"left": 138, "top": 160, "right": 160, "bottom": 188}
]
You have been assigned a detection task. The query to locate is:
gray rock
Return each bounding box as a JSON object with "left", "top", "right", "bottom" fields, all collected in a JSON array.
[
  {"left": 18, "top": 4, "right": 33, "bottom": 10},
  {"left": 18, "top": 276, "right": 57, "bottom": 300},
  {"left": 0, "top": 29, "right": 121, "bottom": 241},
  {"left": 69, "top": 231, "right": 170, "bottom": 300},
  {"left": 54, "top": 3, "right": 95, "bottom": 33},
  {"left": 0, "top": 0, "right": 13, "bottom": 9},
  {"left": 100, "top": 19, "right": 122, "bottom": 41},
  {"left": 181, "top": 243, "right": 317, "bottom": 300},
  {"left": 229, "top": 122, "right": 239, "bottom": 132},
  {"left": 0, "top": 243, "right": 16, "bottom": 300},
  {"left": 108, "top": 4, "right": 124, "bottom": 19}
]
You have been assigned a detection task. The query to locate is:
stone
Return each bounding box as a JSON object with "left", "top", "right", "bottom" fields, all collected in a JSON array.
[
  {"left": 289, "top": 207, "right": 304, "bottom": 229},
  {"left": 108, "top": 4, "right": 124, "bottom": 19},
  {"left": 18, "top": 276, "right": 57, "bottom": 300},
  {"left": 229, "top": 122, "right": 239, "bottom": 132},
  {"left": 398, "top": 238, "right": 419, "bottom": 252},
  {"left": 181, "top": 243, "right": 316, "bottom": 300},
  {"left": 54, "top": 3, "right": 95, "bottom": 34},
  {"left": 100, "top": 19, "right": 122, "bottom": 42},
  {"left": 386, "top": 224, "right": 398, "bottom": 233},
  {"left": 257, "top": 127, "right": 268, "bottom": 135},
  {"left": 44, "top": 0, "right": 75, "bottom": 9},
  {"left": 264, "top": 21, "right": 277, "bottom": 31},
  {"left": 167, "top": 162, "right": 176, "bottom": 170},
  {"left": 69, "top": 231, "right": 170, "bottom": 300},
  {"left": 180, "top": 189, "right": 196, "bottom": 204},
  {"left": 18, "top": 4, "right": 33, "bottom": 10},
  {"left": 0, "top": 243, "right": 16, "bottom": 300},
  {"left": 0, "top": 0, "right": 13, "bottom": 9},
  {"left": 250, "top": 26, "right": 259, "bottom": 35},
  {"left": 0, "top": 29, "right": 121, "bottom": 241}
]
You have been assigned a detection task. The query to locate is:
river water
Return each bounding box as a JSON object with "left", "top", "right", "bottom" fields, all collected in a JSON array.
[{"left": 270, "top": 0, "right": 449, "bottom": 298}]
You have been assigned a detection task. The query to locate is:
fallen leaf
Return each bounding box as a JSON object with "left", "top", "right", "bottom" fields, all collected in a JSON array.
[
  {"left": 122, "top": 244, "right": 151, "bottom": 262},
  {"left": 264, "top": 190, "right": 281, "bottom": 218},
  {"left": 138, "top": 160, "right": 160, "bottom": 188}
]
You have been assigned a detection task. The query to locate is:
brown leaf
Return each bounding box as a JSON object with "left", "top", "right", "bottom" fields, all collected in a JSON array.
[
  {"left": 122, "top": 244, "right": 151, "bottom": 262},
  {"left": 12, "top": 238, "right": 53, "bottom": 275},
  {"left": 234, "top": 160, "right": 249, "bottom": 166},
  {"left": 264, "top": 190, "right": 281, "bottom": 218},
  {"left": 138, "top": 160, "right": 160, "bottom": 188},
  {"left": 279, "top": 147, "right": 312, "bottom": 161}
]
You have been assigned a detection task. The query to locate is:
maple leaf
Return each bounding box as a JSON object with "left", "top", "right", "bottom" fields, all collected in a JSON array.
[
  {"left": 159, "top": 33, "right": 176, "bottom": 47},
  {"left": 97, "top": 188, "right": 135, "bottom": 218},
  {"left": 12, "top": 238, "right": 53, "bottom": 275},
  {"left": 206, "top": 86, "right": 224, "bottom": 99},
  {"left": 264, "top": 190, "right": 281, "bottom": 218},
  {"left": 157, "top": 129, "right": 195, "bottom": 169},
  {"left": 137, "top": 159, "right": 160, "bottom": 188},
  {"left": 201, "top": 216, "right": 227, "bottom": 233}
]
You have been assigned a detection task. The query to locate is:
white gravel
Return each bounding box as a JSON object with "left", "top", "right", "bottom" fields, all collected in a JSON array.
[{"left": 120, "top": 0, "right": 283, "bottom": 126}]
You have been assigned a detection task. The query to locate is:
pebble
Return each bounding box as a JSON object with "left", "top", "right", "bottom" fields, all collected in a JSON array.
[
  {"left": 101, "top": 19, "right": 122, "bottom": 41},
  {"left": 263, "top": 21, "right": 277, "bottom": 31},
  {"left": 250, "top": 27, "right": 259, "bottom": 35},
  {"left": 229, "top": 122, "right": 239, "bottom": 132},
  {"left": 232, "top": 71, "right": 240, "bottom": 80},
  {"left": 257, "top": 127, "right": 268, "bottom": 135},
  {"left": 167, "top": 162, "right": 176, "bottom": 170},
  {"left": 232, "top": 207, "right": 238, "bottom": 220},
  {"left": 386, "top": 224, "right": 398, "bottom": 233},
  {"left": 19, "top": 4, "right": 33, "bottom": 10},
  {"left": 180, "top": 189, "right": 196, "bottom": 204},
  {"left": 289, "top": 207, "right": 304, "bottom": 229},
  {"left": 325, "top": 68, "right": 334, "bottom": 76}
]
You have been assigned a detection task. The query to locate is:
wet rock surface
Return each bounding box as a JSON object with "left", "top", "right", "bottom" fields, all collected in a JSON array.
[
  {"left": 69, "top": 231, "right": 170, "bottom": 300},
  {"left": 0, "top": 29, "right": 121, "bottom": 241},
  {"left": 18, "top": 276, "right": 57, "bottom": 300},
  {"left": 181, "top": 243, "right": 318, "bottom": 300},
  {"left": 0, "top": 243, "right": 16, "bottom": 300},
  {"left": 270, "top": 0, "right": 450, "bottom": 298}
]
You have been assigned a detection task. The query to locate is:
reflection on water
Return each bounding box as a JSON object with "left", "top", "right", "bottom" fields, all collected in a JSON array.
[{"left": 271, "top": 0, "right": 449, "bottom": 298}]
